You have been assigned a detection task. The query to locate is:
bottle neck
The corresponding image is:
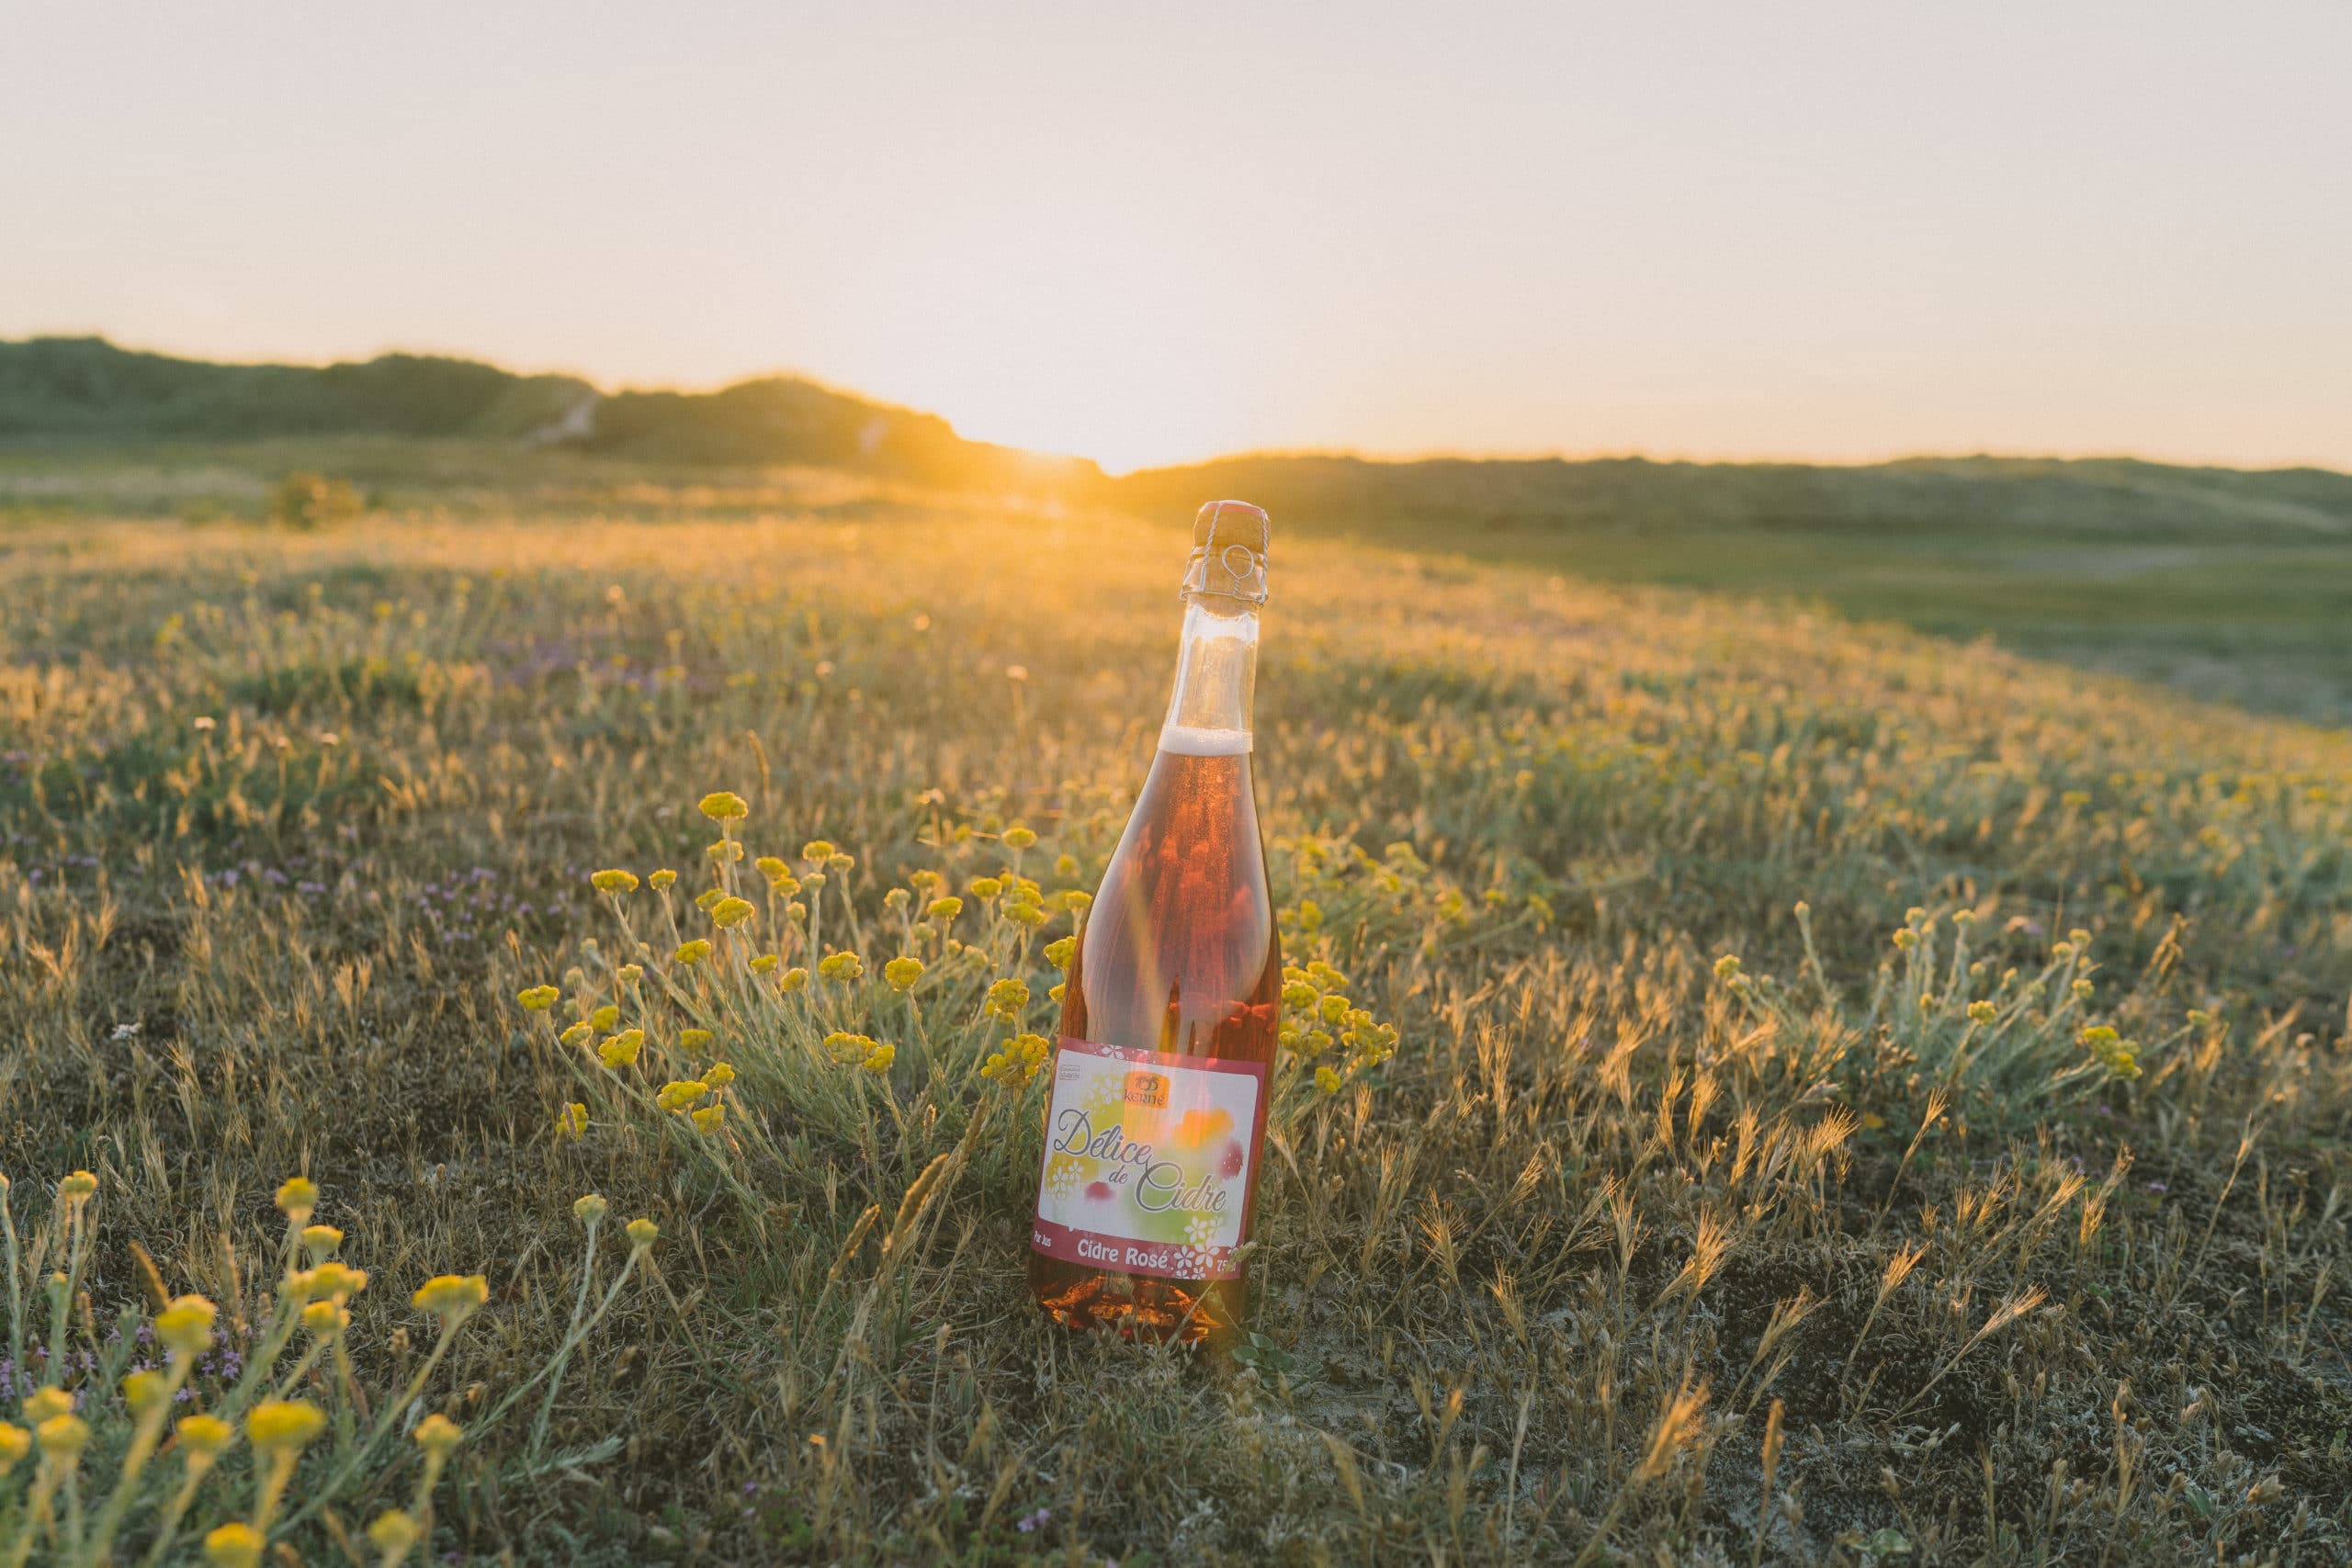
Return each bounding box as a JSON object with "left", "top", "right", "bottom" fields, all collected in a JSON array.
[{"left": 1159, "top": 594, "right": 1260, "bottom": 752}]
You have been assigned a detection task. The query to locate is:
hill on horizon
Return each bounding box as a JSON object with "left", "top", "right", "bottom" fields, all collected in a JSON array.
[
  {"left": 7, "top": 335, "right": 2348, "bottom": 523},
  {"left": 0, "top": 335, "right": 1102, "bottom": 493}
]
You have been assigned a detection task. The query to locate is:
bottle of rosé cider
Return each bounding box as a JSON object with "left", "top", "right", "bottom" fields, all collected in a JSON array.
[{"left": 1028, "top": 500, "right": 1281, "bottom": 1343}]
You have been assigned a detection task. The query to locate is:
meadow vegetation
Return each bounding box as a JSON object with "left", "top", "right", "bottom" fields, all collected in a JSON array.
[
  {"left": 8, "top": 335, "right": 2349, "bottom": 726},
  {"left": 0, "top": 491, "right": 2347, "bottom": 1563}
]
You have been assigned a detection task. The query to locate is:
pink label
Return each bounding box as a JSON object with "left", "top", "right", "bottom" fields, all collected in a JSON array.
[{"left": 1029, "top": 1035, "right": 1267, "bottom": 1280}]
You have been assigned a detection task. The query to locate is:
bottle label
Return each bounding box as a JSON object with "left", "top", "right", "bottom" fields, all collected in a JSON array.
[{"left": 1029, "top": 1035, "right": 1267, "bottom": 1281}]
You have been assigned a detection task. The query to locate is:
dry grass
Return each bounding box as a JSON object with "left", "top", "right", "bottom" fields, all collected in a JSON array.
[{"left": 1, "top": 497, "right": 2347, "bottom": 1564}]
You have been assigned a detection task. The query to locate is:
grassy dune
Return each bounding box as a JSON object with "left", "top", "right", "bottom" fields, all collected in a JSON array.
[{"left": 2, "top": 498, "right": 2348, "bottom": 1563}]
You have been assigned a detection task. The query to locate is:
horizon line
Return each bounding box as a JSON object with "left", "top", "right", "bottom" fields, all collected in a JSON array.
[{"left": 13, "top": 329, "right": 2350, "bottom": 483}]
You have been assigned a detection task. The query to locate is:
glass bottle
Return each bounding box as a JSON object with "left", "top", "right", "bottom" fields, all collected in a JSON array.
[{"left": 1027, "top": 500, "right": 1280, "bottom": 1342}]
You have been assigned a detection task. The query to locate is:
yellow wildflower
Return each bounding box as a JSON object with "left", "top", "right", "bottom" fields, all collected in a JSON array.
[
  {"left": 413, "top": 1413, "right": 463, "bottom": 1458},
  {"left": 967, "top": 876, "right": 1002, "bottom": 899},
  {"left": 155, "top": 1295, "right": 218, "bottom": 1357},
  {"left": 60, "top": 1169, "right": 99, "bottom": 1201},
  {"left": 980, "top": 1032, "right": 1051, "bottom": 1085},
  {"left": 204, "top": 1522, "right": 265, "bottom": 1568},
  {"left": 861, "top": 1042, "right": 896, "bottom": 1074},
  {"left": 753, "top": 855, "right": 788, "bottom": 881},
  {"left": 598, "top": 1029, "right": 645, "bottom": 1068},
  {"left": 750, "top": 953, "right": 780, "bottom": 974},
  {"left": 22, "top": 1388, "right": 72, "bottom": 1425},
  {"left": 274, "top": 1177, "right": 319, "bottom": 1224},
  {"left": 695, "top": 886, "right": 725, "bottom": 911},
  {"left": 560, "top": 1021, "right": 592, "bottom": 1048},
  {"left": 625, "top": 1218, "right": 660, "bottom": 1248},
  {"left": 301, "top": 1300, "right": 345, "bottom": 1339},
  {"left": 1044, "top": 936, "right": 1076, "bottom": 969},
  {"left": 656, "top": 1079, "right": 709, "bottom": 1112},
  {"left": 123, "top": 1370, "right": 169, "bottom": 1415},
  {"left": 1006, "top": 902, "right": 1046, "bottom": 929},
  {"left": 710, "top": 896, "right": 756, "bottom": 929},
  {"left": 705, "top": 1061, "right": 736, "bottom": 1089},
  {"left": 1968, "top": 1000, "right": 1997, "bottom": 1025},
  {"left": 649, "top": 869, "right": 678, "bottom": 891},
  {"left": 1315, "top": 1066, "right": 1342, "bottom": 1095},
  {"left": 36, "top": 1413, "right": 91, "bottom": 1462},
  {"left": 616, "top": 963, "right": 643, "bottom": 985},
  {"left": 984, "top": 977, "right": 1030, "bottom": 1021},
  {"left": 300, "top": 1224, "right": 343, "bottom": 1262},
  {"left": 925, "top": 896, "right": 963, "bottom": 923},
  {"left": 884, "top": 956, "right": 924, "bottom": 991},
  {"left": 707, "top": 839, "right": 746, "bottom": 863},
  {"left": 590, "top": 869, "right": 640, "bottom": 895},
  {"left": 590, "top": 1003, "right": 620, "bottom": 1030},
  {"left": 574, "top": 1194, "right": 608, "bottom": 1225},
  {"left": 0, "top": 1424, "right": 26, "bottom": 1477},
  {"left": 823, "top": 1032, "right": 876, "bottom": 1064},
  {"left": 367, "top": 1510, "right": 422, "bottom": 1562},
  {"left": 247, "top": 1399, "right": 325, "bottom": 1453},
  {"left": 411, "top": 1274, "right": 489, "bottom": 1319},
  {"left": 780, "top": 965, "right": 808, "bottom": 992},
  {"left": 673, "top": 939, "right": 713, "bottom": 965},
  {"left": 801, "top": 840, "right": 836, "bottom": 863},
  {"left": 692, "top": 1104, "right": 726, "bottom": 1133},
  {"left": 310, "top": 1263, "right": 368, "bottom": 1301},
  {"left": 555, "top": 1101, "right": 589, "bottom": 1138},
  {"left": 699, "top": 790, "right": 749, "bottom": 821},
  {"left": 1003, "top": 825, "right": 1037, "bottom": 851},
  {"left": 2079, "top": 1025, "right": 2142, "bottom": 1081},
  {"left": 516, "top": 985, "right": 560, "bottom": 1011},
  {"left": 175, "top": 1413, "right": 232, "bottom": 1461},
  {"left": 817, "top": 951, "right": 864, "bottom": 982},
  {"left": 679, "top": 1027, "right": 713, "bottom": 1050}
]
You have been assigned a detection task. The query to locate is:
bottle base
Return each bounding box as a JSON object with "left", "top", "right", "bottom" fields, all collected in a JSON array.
[{"left": 1030, "top": 1258, "right": 1243, "bottom": 1345}]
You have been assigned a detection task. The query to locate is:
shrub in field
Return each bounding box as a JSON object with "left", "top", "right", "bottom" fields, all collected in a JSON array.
[{"left": 266, "top": 472, "right": 362, "bottom": 532}]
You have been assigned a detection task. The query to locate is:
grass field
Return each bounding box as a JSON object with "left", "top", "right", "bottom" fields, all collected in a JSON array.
[{"left": 2, "top": 486, "right": 2349, "bottom": 1563}]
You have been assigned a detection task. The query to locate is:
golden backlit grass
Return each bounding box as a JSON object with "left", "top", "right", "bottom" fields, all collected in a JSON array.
[{"left": 2, "top": 502, "right": 2347, "bottom": 1563}]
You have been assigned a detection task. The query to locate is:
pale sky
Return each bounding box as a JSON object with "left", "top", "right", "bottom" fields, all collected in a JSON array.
[{"left": 6, "top": 2, "right": 2348, "bottom": 473}]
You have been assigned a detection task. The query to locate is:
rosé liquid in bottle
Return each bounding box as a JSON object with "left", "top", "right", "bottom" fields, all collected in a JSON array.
[{"left": 1028, "top": 501, "right": 1280, "bottom": 1342}]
